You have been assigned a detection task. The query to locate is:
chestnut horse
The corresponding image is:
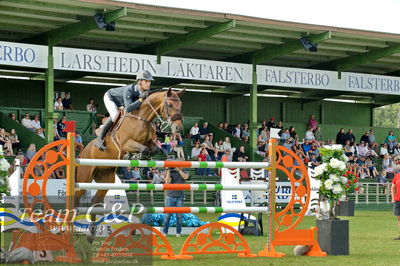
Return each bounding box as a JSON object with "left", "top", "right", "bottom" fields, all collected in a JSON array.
[{"left": 74, "top": 88, "right": 184, "bottom": 241}]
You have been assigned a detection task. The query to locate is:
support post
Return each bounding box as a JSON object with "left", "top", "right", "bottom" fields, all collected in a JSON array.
[
  {"left": 268, "top": 139, "right": 277, "bottom": 251},
  {"left": 44, "top": 46, "right": 55, "bottom": 143},
  {"left": 249, "top": 61, "right": 258, "bottom": 161},
  {"left": 66, "top": 133, "right": 76, "bottom": 245}
]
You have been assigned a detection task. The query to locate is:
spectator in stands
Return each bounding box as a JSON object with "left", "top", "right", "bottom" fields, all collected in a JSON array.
[
  {"left": 199, "top": 122, "right": 210, "bottom": 140},
  {"left": 345, "top": 129, "right": 355, "bottom": 144},
  {"left": 152, "top": 135, "right": 169, "bottom": 158},
  {"left": 356, "top": 156, "right": 368, "bottom": 178},
  {"left": 347, "top": 155, "right": 356, "bottom": 173},
  {"left": 0, "top": 128, "right": 13, "bottom": 156},
  {"left": 313, "top": 126, "right": 324, "bottom": 146},
  {"left": 282, "top": 138, "right": 292, "bottom": 151},
  {"left": 309, "top": 144, "right": 320, "bottom": 157},
  {"left": 163, "top": 166, "right": 189, "bottom": 237},
  {"left": 302, "top": 141, "right": 312, "bottom": 159},
  {"left": 258, "top": 127, "right": 269, "bottom": 143},
  {"left": 217, "top": 122, "right": 223, "bottom": 130},
  {"left": 21, "top": 113, "right": 35, "bottom": 132},
  {"left": 86, "top": 98, "right": 98, "bottom": 113},
  {"left": 356, "top": 141, "right": 368, "bottom": 157},
  {"left": 233, "top": 124, "right": 241, "bottom": 138},
  {"left": 26, "top": 144, "right": 36, "bottom": 162},
  {"left": 336, "top": 128, "right": 346, "bottom": 145},
  {"left": 289, "top": 126, "right": 298, "bottom": 141},
  {"left": 131, "top": 167, "right": 141, "bottom": 180},
  {"left": 280, "top": 128, "right": 290, "bottom": 142},
  {"left": 360, "top": 131, "right": 370, "bottom": 146},
  {"left": 190, "top": 122, "right": 201, "bottom": 142},
  {"left": 31, "top": 114, "right": 41, "bottom": 130},
  {"left": 365, "top": 157, "right": 378, "bottom": 178},
  {"left": 162, "top": 134, "right": 173, "bottom": 153},
  {"left": 75, "top": 131, "right": 84, "bottom": 156},
  {"left": 53, "top": 118, "right": 61, "bottom": 141},
  {"left": 310, "top": 153, "right": 320, "bottom": 169},
  {"left": 54, "top": 97, "right": 63, "bottom": 110},
  {"left": 257, "top": 142, "right": 267, "bottom": 157},
  {"left": 391, "top": 171, "right": 400, "bottom": 240},
  {"left": 242, "top": 124, "right": 249, "bottom": 140},
  {"left": 369, "top": 129, "right": 378, "bottom": 152},
  {"left": 155, "top": 121, "right": 167, "bottom": 139},
  {"left": 35, "top": 128, "right": 45, "bottom": 139},
  {"left": 53, "top": 167, "right": 65, "bottom": 179},
  {"left": 292, "top": 140, "right": 306, "bottom": 158},
  {"left": 267, "top": 117, "right": 276, "bottom": 130},
  {"left": 57, "top": 116, "right": 67, "bottom": 139},
  {"left": 62, "top": 92, "right": 74, "bottom": 110},
  {"left": 276, "top": 121, "right": 283, "bottom": 133},
  {"left": 308, "top": 114, "right": 318, "bottom": 131},
  {"left": 121, "top": 167, "right": 133, "bottom": 179},
  {"left": 385, "top": 130, "right": 397, "bottom": 153},
  {"left": 171, "top": 132, "right": 185, "bottom": 159},
  {"left": 304, "top": 127, "right": 315, "bottom": 144},
  {"left": 233, "top": 146, "right": 247, "bottom": 162},
  {"left": 214, "top": 139, "right": 224, "bottom": 160},
  {"left": 222, "top": 122, "right": 231, "bottom": 134},
  {"left": 260, "top": 120, "right": 267, "bottom": 132},
  {"left": 221, "top": 149, "right": 232, "bottom": 162},
  {"left": 8, "top": 113, "right": 19, "bottom": 123},
  {"left": 222, "top": 137, "right": 236, "bottom": 158},
  {"left": 377, "top": 170, "right": 387, "bottom": 184},
  {"left": 394, "top": 143, "right": 400, "bottom": 157},
  {"left": 202, "top": 135, "right": 214, "bottom": 157},
  {"left": 152, "top": 168, "right": 164, "bottom": 184},
  {"left": 191, "top": 142, "right": 201, "bottom": 160},
  {"left": 9, "top": 129, "right": 20, "bottom": 152},
  {"left": 380, "top": 143, "right": 389, "bottom": 157},
  {"left": 344, "top": 140, "right": 354, "bottom": 156},
  {"left": 197, "top": 148, "right": 211, "bottom": 176}
]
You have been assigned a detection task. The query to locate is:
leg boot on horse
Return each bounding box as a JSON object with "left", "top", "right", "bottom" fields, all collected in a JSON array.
[{"left": 94, "top": 118, "right": 113, "bottom": 151}]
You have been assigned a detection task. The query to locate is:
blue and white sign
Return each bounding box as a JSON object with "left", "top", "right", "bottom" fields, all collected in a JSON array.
[{"left": 0, "top": 41, "right": 47, "bottom": 68}]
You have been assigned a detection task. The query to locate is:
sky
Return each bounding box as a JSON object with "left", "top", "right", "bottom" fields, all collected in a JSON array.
[{"left": 118, "top": 0, "right": 400, "bottom": 34}]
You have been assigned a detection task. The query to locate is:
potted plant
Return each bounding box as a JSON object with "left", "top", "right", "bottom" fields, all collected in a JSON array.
[
  {"left": 312, "top": 145, "right": 350, "bottom": 255},
  {"left": 0, "top": 145, "right": 11, "bottom": 202},
  {"left": 337, "top": 171, "right": 359, "bottom": 216}
]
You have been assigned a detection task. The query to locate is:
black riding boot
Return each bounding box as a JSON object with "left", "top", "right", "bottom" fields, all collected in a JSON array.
[{"left": 94, "top": 118, "right": 113, "bottom": 151}]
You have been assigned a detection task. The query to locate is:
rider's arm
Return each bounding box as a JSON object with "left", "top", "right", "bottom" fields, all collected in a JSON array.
[{"left": 124, "top": 89, "right": 142, "bottom": 113}]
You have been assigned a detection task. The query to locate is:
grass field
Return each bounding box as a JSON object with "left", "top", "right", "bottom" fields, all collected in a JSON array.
[{"left": 3, "top": 210, "right": 399, "bottom": 265}]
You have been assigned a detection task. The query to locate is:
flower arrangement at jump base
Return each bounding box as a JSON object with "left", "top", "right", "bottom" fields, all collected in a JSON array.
[
  {"left": 313, "top": 144, "right": 359, "bottom": 220},
  {"left": 0, "top": 145, "right": 11, "bottom": 201}
]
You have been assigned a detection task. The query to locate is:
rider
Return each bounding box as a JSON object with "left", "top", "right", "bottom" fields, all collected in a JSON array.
[{"left": 94, "top": 70, "right": 154, "bottom": 151}]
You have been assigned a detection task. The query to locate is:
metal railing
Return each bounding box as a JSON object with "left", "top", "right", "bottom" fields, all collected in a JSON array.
[{"left": 352, "top": 183, "right": 393, "bottom": 204}]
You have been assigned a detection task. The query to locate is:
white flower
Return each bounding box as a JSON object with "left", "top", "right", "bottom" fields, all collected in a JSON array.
[
  {"left": 329, "top": 174, "right": 340, "bottom": 182},
  {"left": 332, "top": 184, "right": 343, "bottom": 194},
  {"left": 340, "top": 176, "right": 348, "bottom": 184},
  {"left": 338, "top": 161, "right": 347, "bottom": 171},
  {"left": 323, "top": 144, "right": 342, "bottom": 150},
  {"left": 314, "top": 163, "right": 327, "bottom": 176},
  {"left": 341, "top": 155, "right": 349, "bottom": 162},
  {"left": 0, "top": 178, "right": 4, "bottom": 186},
  {"left": 324, "top": 179, "right": 334, "bottom": 190},
  {"left": 0, "top": 159, "right": 10, "bottom": 172},
  {"left": 329, "top": 158, "right": 340, "bottom": 169}
]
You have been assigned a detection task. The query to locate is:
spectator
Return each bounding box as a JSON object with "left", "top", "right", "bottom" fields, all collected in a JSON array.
[
  {"left": 54, "top": 97, "right": 63, "bottom": 110},
  {"left": 280, "top": 128, "right": 290, "bottom": 142},
  {"left": 292, "top": 140, "right": 306, "bottom": 158},
  {"left": 267, "top": 117, "right": 276, "bottom": 130},
  {"left": 313, "top": 127, "right": 323, "bottom": 145},
  {"left": 171, "top": 132, "right": 185, "bottom": 159},
  {"left": 383, "top": 154, "right": 393, "bottom": 171},
  {"left": 0, "top": 128, "right": 13, "bottom": 156},
  {"left": 199, "top": 122, "right": 211, "bottom": 139},
  {"left": 289, "top": 126, "right": 299, "bottom": 141},
  {"left": 152, "top": 168, "right": 164, "bottom": 184},
  {"left": 53, "top": 167, "right": 65, "bottom": 179},
  {"left": 259, "top": 120, "right": 267, "bottom": 132},
  {"left": 347, "top": 155, "right": 356, "bottom": 173},
  {"left": 191, "top": 142, "right": 201, "bottom": 160},
  {"left": 336, "top": 128, "right": 346, "bottom": 145},
  {"left": 26, "top": 144, "right": 36, "bottom": 162},
  {"left": 222, "top": 137, "right": 236, "bottom": 158},
  {"left": 217, "top": 122, "right": 224, "bottom": 130},
  {"left": 308, "top": 114, "right": 318, "bottom": 131},
  {"left": 385, "top": 130, "right": 397, "bottom": 152},
  {"left": 53, "top": 118, "right": 61, "bottom": 141},
  {"left": 356, "top": 141, "right": 368, "bottom": 157},
  {"left": 62, "top": 92, "right": 74, "bottom": 110},
  {"left": 8, "top": 113, "right": 19, "bottom": 123},
  {"left": 304, "top": 127, "right": 315, "bottom": 143},
  {"left": 377, "top": 170, "right": 387, "bottom": 184},
  {"left": 369, "top": 129, "right": 378, "bottom": 152},
  {"left": 75, "top": 131, "right": 84, "bottom": 155},
  {"left": 155, "top": 121, "right": 167, "bottom": 139},
  {"left": 242, "top": 124, "right": 249, "bottom": 140},
  {"left": 276, "top": 121, "right": 283, "bottom": 132},
  {"left": 394, "top": 143, "right": 400, "bottom": 157},
  {"left": 152, "top": 135, "right": 169, "bottom": 158},
  {"left": 365, "top": 157, "right": 378, "bottom": 178},
  {"left": 21, "top": 113, "right": 35, "bottom": 132},
  {"left": 131, "top": 167, "right": 141, "bottom": 180},
  {"left": 162, "top": 134, "right": 173, "bottom": 153},
  {"left": 197, "top": 148, "right": 210, "bottom": 176},
  {"left": 257, "top": 142, "right": 267, "bottom": 157},
  {"left": 31, "top": 114, "right": 41, "bottom": 130},
  {"left": 380, "top": 143, "right": 389, "bottom": 157},
  {"left": 344, "top": 140, "right": 354, "bottom": 156},
  {"left": 221, "top": 149, "right": 232, "bottom": 162},
  {"left": 57, "top": 116, "right": 67, "bottom": 139},
  {"left": 283, "top": 138, "right": 292, "bottom": 151},
  {"left": 121, "top": 167, "right": 133, "bottom": 179},
  {"left": 258, "top": 127, "right": 269, "bottom": 143},
  {"left": 9, "top": 129, "right": 21, "bottom": 152},
  {"left": 233, "top": 146, "right": 248, "bottom": 162},
  {"left": 202, "top": 135, "right": 215, "bottom": 158},
  {"left": 189, "top": 122, "right": 201, "bottom": 142},
  {"left": 35, "top": 128, "right": 45, "bottom": 139},
  {"left": 345, "top": 129, "right": 355, "bottom": 144},
  {"left": 233, "top": 124, "right": 241, "bottom": 138},
  {"left": 222, "top": 122, "right": 231, "bottom": 134},
  {"left": 360, "top": 131, "right": 370, "bottom": 146},
  {"left": 86, "top": 98, "right": 98, "bottom": 113},
  {"left": 356, "top": 156, "right": 368, "bottom": 178},
  {"left": 310, "top": 153, "right": 320, "bottom": 169},
  {"left": 214, "top": 139, "right": 224, "bottom": 160}
]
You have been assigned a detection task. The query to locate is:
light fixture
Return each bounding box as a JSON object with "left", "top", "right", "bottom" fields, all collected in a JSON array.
[{"left": 300, "top": 36, "right": 318, "bottom": 52}]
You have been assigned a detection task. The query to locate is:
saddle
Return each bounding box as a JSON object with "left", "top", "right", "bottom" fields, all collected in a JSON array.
[{"left": 95, "top": 110, "right": 125, "bottom": 137}]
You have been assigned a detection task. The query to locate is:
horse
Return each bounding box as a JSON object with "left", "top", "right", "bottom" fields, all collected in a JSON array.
[{"left": 74, "top": 88, "right": 184, "bottom": 242}]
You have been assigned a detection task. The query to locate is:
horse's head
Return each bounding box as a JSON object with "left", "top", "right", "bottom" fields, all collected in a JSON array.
[{"left": 163, "top": 88, "right": 184, "bottom": 133}]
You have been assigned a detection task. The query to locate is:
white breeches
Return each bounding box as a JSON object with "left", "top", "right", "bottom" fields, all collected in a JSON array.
[{"left": 104, "top": 93, "right": 119, "bottom": 122}]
